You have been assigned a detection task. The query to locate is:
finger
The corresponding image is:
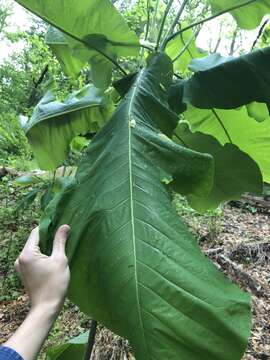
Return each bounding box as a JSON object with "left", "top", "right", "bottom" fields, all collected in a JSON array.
[
  {"left": 23, "top": 226, "right": 40, "bottom": 253},
  {"left": 51, "top": 225, "right": 70, "bottom": 257}
]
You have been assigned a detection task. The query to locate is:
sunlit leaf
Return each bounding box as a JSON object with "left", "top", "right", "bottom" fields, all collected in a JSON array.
[
  {"left": 166, "top": 23, "right": 206, "bottom": 73},
  {"left": 45, "top": 331, "right": 88, "bottom": 360},
  {"left": 174, "top": 123, "right": 263, "bottom": 212},
  {"left": 46, "top": 26, "right": 85, "bottom": 78},
  {"left": 208, "top": 0, "right": 270, "bottom": 30},
  {"left": 184, "top": 105, "right": 270, "bottom": 183},
  {"left": 16, "top": 0, "right": 140, "bottom": 88}
]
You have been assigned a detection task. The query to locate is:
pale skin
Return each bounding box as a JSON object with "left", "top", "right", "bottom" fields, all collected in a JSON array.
[{"left": 4, "top": 225, "right": 70, "bottom": 360}]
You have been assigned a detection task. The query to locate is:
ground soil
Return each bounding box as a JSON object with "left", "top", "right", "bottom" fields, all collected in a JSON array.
[{"left": 0, "top": 180, "right": 269, "bottom": 359}]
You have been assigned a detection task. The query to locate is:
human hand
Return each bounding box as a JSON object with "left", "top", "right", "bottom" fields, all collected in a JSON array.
[{"left": 15, "top": 225, "right": 70, "bottom": 314}]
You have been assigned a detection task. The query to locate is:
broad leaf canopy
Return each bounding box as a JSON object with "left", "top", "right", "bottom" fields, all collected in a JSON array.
[
  {"left": 40, "top": 54, "right": 250, "bottom": 360},
  {"left": 16, "top": 0, "right": 140, "bottom": 87}
]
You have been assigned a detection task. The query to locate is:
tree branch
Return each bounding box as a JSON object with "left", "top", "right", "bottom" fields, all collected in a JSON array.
[
  {"left": 229, "top": 27, "right": 238, "bottom": 55},
  {"left": 251, "top": 19, "right": 269, "bottom": 51},
  {"left": 27, "top": 64, "right": 49, "bottom": 107},
  {"left": 161, "top": 0, "right": 189, "bottom": 50},
  {"left": 164, "top": 0, "right": 258, "bottom": 48}
]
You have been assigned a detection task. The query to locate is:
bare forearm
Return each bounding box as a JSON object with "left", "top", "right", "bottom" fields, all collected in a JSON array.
[
  {"left": 4, "top": 225, "right": 70, "bottom": 360},
  {"left": 4, "top": 304, "right": 59, "bottom": 360}
]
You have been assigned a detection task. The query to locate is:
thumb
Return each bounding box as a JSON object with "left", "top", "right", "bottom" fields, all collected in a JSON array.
[{"left": 52, "top": 224, "right": 70, "bottom": 257}]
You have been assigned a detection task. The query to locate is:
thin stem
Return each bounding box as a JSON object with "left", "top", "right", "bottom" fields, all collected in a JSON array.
[
  {"left": 164, "top": 0, "right": 258, "bottom": 47},
  {"left": 156, "top": 0, "right": 175, "bottom": 50},
  {"left": 15, "top": 2, "right": 127, "bottom": 75},
  {"left": 172, "top": 29, "right": 198, "bottom": 63},
  {"left": 173, "top": 131, "right": 188, "bottom": 147},
  {"left": 161, "top": 0, "right": 189, "bottom": 49},
  {"left": 251, "top": 19, "right": 269, "bottom": 51},
  {"left": 211, "top": 109, "right": 233, "bottom": 144},
  {"left": 140, "top": 43, "right": 154, "bottom": 51},
  {"left": 173, "top": 72, "right": 183, "bottom": 79},
  {"left": 144, "top": 0, "right": 151, "bottom": 41},
  {"left": 83, "top": 320, "right": 98, "bottom": 360}
]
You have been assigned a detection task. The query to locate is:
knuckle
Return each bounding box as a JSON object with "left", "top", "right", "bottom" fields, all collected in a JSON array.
[
  {"left": 62, "top": 256, "right": 69, "bottom": 266},
  {"left": 57, "top": 255, "right": 68, "bottom": 267}
]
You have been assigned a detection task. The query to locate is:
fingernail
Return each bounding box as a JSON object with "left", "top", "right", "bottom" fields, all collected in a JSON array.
[{"left": 61, "top": 224, "right": 70, "bottom": 233}]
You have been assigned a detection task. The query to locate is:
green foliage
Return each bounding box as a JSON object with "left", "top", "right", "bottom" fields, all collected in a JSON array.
[
  {"left": 39, "top": 53, "right": 250, "bottom": 360},
  {"left": 174, "top": 122, "right": 262, "bottom": 212},
  {"left": 0, "top": 113, "right": 32, "bottom": 164},
  {"left": 23, "top": 85, "right": 112, "bottom": 170},
  {"left": 184, "top": 105, "right": 270, "bottom": 184},
  {"left": 45, "top": 26, "right": 85, "bottom": 79},
  {"left": 0, "top": 174, "right": 40, "bottom": 301},
  {"left": 15, "top": 0, "right": 140, "bottom": 89},
  {"left": 208, "top": 0, "right": 270, "bottom": 30},
  {"left": 7, "top": 0, "right": 270, "bottom": 358},
  {"left": 166, "top": 23, "right": 206, "bottom": 73},
  {"left": 181, "top": 49, "right": 270, "bottom": 110},
  {"left": 45, "top": 331, "right": 88, "bottom": 360}
]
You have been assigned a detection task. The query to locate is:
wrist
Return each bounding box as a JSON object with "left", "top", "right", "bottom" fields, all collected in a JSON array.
[{"left": 29, "top": 300, "right": 63, "bottom": 322}]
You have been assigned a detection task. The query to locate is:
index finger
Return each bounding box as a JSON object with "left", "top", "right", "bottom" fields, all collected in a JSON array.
[{"left": 22, "top": 226, "right": 40, "bottom": 253}]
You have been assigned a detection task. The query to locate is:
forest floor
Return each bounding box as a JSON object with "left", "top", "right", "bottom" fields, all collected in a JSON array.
[{"left": 0, "top": 170, "right": 269, "bottom": 360}]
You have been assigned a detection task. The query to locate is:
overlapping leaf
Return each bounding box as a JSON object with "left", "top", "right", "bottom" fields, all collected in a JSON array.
[
  {"left": 208, "top": 0, "right": 270, "bottom": 30},
  {"left": 24, "top": 85, "right": 111, "bottom": 170},
  {"left": 46, "top": 26, "right": 114, "bottom": 89},
  {"left": 45, "top": 331, "right": 88, "bottom": 360},
  {"left": 45, "top": 26, "right": 85, "bottom": 78},
  {"left": 40, "top": 54, "right": 250, "bottom": 360},
  {"left": 183, "top": 49, "right": 270, "bottom": 112},
  {"left": 166, "top": 24, "right": 206, "bottom": 73},
  {"left": 16, "top": 0, "right": 140, "bottom": 87},
  {"left": 174, "top": 123, "right": 263, "bottom": 212},
  {"left": 184, "top": 105, "right": 270, "bottom": 183}
]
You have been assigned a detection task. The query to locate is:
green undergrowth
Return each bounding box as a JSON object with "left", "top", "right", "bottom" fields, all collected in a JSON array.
[{"left": 0, "top": 173, "right": 40, "bottom": 300}]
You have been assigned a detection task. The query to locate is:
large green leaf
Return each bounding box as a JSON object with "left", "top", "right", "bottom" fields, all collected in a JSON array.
[
  {"left": 24, "top": 85, "right": 111, "bottom": 170},
  {"left": 183, "top": 49, "right": 270, "bottom": 111},
  {"left": 166, "top": 24, "right": 206, "bottom": 73},
  {"left": 184, "top": 105, "right": 270, "bottom": 183},
  {"left": 208, "top": 0, "right": 270, "bottom": 30},
  {"left": 174, "top": 123, "right": 263, "bottom": 212},
  {"left": 15, "top": 0, "right": 139, "bottom": 86},
  {"left": 45, "top": 26, "right": 85, "bottom": 78},
  {"left": 45, "top": 331, "right": 88, "bottom": 360},
  {"left": 46, "top": 27, "right": 114, "bottom": 89},
  {"left": 40, "top": 54, "right": 250, "bottom": 360}
]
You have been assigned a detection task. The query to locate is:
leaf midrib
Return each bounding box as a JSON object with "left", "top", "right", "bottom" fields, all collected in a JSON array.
[{"left": 127, "top": 69, "right": 149, "bottom": 357}]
